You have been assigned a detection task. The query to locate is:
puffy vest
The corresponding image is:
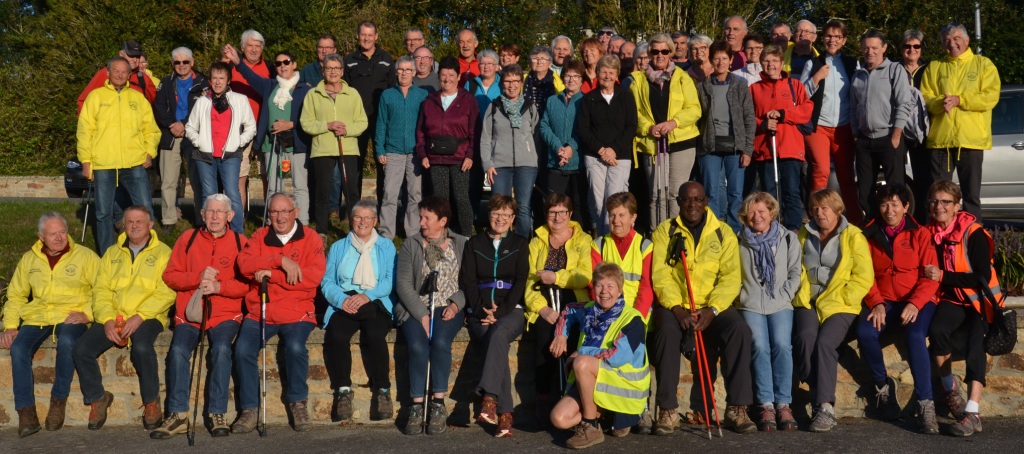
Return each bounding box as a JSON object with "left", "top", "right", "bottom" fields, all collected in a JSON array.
[
  {"left": 594, "top": 234, "right": 652, "bottom": 311},
  {"left": 951, "top": 223, "right": 1004, "bottom": 322},
  {"left": 570, "top": 304, "right": 650, "bottom": 415}
]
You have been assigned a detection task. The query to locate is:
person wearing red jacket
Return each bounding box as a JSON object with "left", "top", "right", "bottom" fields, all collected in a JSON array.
[
  {"left": 152, "top": 194, "right": 249, "bottom": 439},
  {"left": 856, "top": 184, "right": 940, "bottom": 433},
  {"left": 749, "top": 44, "right": 813, "bottom": 230},
  {"left": 233, "top": 193, "right": 325, "bottom": 434},
  {"left": 76, "top": 40, "right": 158, "bottom": 115}
]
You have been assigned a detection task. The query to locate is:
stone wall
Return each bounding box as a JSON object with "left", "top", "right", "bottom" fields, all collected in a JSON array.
[
  {"left": 2, "top": 315, "right": 1024, "bottom": 428},
  {"left": 0, "top": 176, "right": 379, "bottom": 201}
]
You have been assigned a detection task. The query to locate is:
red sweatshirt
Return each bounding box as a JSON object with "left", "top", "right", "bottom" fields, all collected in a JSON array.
[
  {"left": 237, "top": 223, "right": 325, "bottom": 325},
  {"left": 862, "top": 217, "right": 940, "bottom": 310},
  {"left": 749, "top": 72, "right": 813, "bottom": 162},
  {"left": 163, "top": 228, "right": 249, "bottom": 328}
]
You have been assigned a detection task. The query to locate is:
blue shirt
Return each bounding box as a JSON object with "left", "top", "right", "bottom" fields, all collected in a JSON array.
[
  {"left": 374, "top": 84, "right": 429, "bottom": 156},
  {"left": 466, "top": 74, "right": 502, "bottom": 117},
  {"left": 801, "top": 53, "right": 855, "bottom": 128},
  {"left": 174, "top": 75, "right": 194, "bottom": 122}
]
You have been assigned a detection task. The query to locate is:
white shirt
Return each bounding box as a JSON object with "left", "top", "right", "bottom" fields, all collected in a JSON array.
[{"left": 276, "top": 222, "right": 299, "bottom": 244}]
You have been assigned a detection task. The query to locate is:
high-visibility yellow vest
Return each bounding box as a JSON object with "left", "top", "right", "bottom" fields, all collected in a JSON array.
[
  {"left": 569, "top": 304, "right": 650, "bottom": 415},
  {"left": 594, "top": 234, "right": 651, "bottom": 311}
]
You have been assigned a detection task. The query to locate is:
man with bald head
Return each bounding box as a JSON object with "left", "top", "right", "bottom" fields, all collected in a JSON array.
[
  {"left": 787, "top": 20, "right": 820, "bottom": 73},
  {"left": 412, "top": 46, "right": 440, "bottom": 92},
  {"left": 648, "top": 182, "right": 753, "bottom": 435},
  {"left": 551, "top": 35, "right": 573, "bottom": 75}
]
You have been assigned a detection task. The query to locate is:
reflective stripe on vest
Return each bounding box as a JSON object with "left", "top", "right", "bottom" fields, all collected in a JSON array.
[
  {"left": 570, "top": 304, "right": 650, "bottom": 415},
  {"left": 596, "top": 234, "right": 651, "bottom": 309},
  {"left": 951, "top": 222, "right": 1004, "bottom": 322}
]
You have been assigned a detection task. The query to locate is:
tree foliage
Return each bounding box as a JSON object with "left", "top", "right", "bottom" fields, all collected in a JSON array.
[{"left": 0, "top": 0, "right": 1021, "bottom": 176}]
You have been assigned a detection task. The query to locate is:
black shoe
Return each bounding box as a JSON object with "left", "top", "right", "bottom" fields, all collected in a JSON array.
[
  {"left": 332, "top": 389, "right": 354, "bottom": 422},
  {"left": 371, "top": 389, "right": 394, "bottom": 421},
  {"left": 427, "top": 401, "right": 448, "bottom": 435},
  {"left": 403, "top": 404, "right": 424, "bottom": 435}
]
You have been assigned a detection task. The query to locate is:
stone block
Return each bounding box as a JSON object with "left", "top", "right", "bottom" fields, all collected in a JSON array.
[
  {"left": 115, "top": 356, "right": 138, "bottom": 377},
  {"left": 33, "top": 365, "right": 56, "bottom": 384},
  {"left": 987, "top": 375, "right": 1024, "bottom": 395},
  {"left": 307, "top": 365, "right": 329, "bottom": 382},
  {"left": 0, "top": 403, "right": 9, "bottom": 424},
  {"left": 998, "top": 352, "right": 1024, "bottom": 372}
]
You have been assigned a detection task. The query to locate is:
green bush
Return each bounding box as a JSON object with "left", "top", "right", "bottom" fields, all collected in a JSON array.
[{"left": 992, "top": 225, "right": 1024, "bottom": 296}]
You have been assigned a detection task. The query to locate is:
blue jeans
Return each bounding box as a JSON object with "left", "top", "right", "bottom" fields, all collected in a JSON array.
[
  {"left": 196, "top": 157, "right": 244, "bottom": 233},
  {"left": 699, "top": 153, "right": 745, "bottom": 232},
  {"left": 93, "top": 165, "right": 153, "bottom": 254},
  {"left": 11, "top": 323, "right": 88, "bottom": 409},
  {"left": 401, "top": 308, "right": 465, "bottom": 399},
  {"left": 757, "top": 158, "right": 804, "bottom": 230},
  {"left": 740, "top": 310, "right": 793, "bottom": 405},
  {"left": 857, "top": 301, "right": 936, "bottom": 400},
  {"left": 234, "top": 318, "right": 314, "bottom": 409},
  {"left": 491, "top": 166, "right": 538, "bottom": 238},
  {"left": 165, "top": 321, "right": 240, "bottom": 414}
]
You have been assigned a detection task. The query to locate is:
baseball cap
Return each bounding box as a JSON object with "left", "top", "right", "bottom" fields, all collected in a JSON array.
[{"left": 122, "top": 40, "right": 144, "bottom": 57}]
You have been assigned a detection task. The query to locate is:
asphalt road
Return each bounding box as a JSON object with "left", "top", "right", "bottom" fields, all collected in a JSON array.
[{"left": 2, "top": 417, "right": 1022, "bottom": 453}]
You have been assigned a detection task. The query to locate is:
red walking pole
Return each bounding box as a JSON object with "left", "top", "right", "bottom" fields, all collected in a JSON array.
[{"left": 679, "top": 249, "right": 723, "bottom": 438}]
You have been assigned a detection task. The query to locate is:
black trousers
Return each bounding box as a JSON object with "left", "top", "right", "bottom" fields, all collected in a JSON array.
[
  {"left": 907, "top": 143, "right": 931, "bottom": 222},
  {"left": 427, "top": 164, "right": 473, "bottom": 236},
  {"left": 929, "top": 148, "right": 984, "bottom": 221},
  {"left": 793, "top": 307, "right": 855, "bottom": 405},
  {"left": 312, "top": 155, "right": 360, "bottom": 233},
  {"left": 546, "top": 170, "right": 588, "bottom": 227},
  {"left": 856, "top": 135, "right": 906, "bottom": 220},
  {"left": 467, "top": 309, "right": 525, "bottom": 414},
  {"left": 929, "top": 300, "right": 989, "bottom": 386},
  {"left": 649, "top": 305, "right": 754, "bottom": 410},
  {"left": 323, "top": 302, "right": 393, "bottom": 390},
  {"left": 73, "top": 319, "right": 163, "bottom": 405}
]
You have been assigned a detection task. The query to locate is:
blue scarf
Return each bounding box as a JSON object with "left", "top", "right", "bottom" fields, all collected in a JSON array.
[
  {"left": 501, "top": 95, "right": 525, "bottom": 128},
  {"left": 582, "top": 297, "right": 625, "bottom": 348},
  {"left": 741, "top": 220, "right": 781, "bottom": 297}
]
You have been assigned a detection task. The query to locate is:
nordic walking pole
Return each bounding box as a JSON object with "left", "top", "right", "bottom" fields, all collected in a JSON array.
[
  {"left": 660, "top": 137, "right": 670, "bottom": 226},
  {"left": 187, "top": 295, "right": 211, "bottom": 447},
  {"left": 654, "top": 141, "right": 662, "bottom": 227},
  {"left": 420, "top": 270, "right": 439, "bottom": 432},
  {"left": 263, "top": 135, "right": 278, "bottom": 226},
  {"left": 549, "top": 286, "right": 565, "bottom": 392},
  {"left": 259, "top": 276, "right": 269, "bottom": 437},
  {"left": 679, "top": 249, "right": 723, "bottom": 438},
  {"left": 81, "top": 181, "right": 93, "bottom": 243},
  {"left": 770, "top": 131, "right": 781, "bottom": 203}
]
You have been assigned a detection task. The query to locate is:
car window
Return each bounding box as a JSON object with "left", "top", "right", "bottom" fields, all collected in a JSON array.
[{"left": 992, "top": 92, "right": 1024, "bottom": 135}]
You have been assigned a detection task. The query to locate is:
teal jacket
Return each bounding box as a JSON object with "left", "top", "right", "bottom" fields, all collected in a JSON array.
[
  {"left": 374, "top": 84, "right": 429, "bottom": 157},
  {"left": 321, "top": 234, "right": 396, "bottom": 327}
]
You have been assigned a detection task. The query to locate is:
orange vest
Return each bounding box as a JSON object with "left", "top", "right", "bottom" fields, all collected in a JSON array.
[{"left": 950, "top": 223, "right": 1004, "bottom": 322}]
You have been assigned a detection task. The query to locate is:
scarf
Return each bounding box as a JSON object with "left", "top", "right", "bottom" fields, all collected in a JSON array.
[
  {"left": 501, "top": 95, "right": 525, "bottom": 128},
  {"left": 645, "top": 63, "right": 675, "bottom": 89},
  {"left": 211, "top": 90, "right": 230, "bottom": 113},
  {"left": 741, "top": 220, "right": 782, "bottom": 297},
  {"left": 424, "top": 230, "right": 448, "bottom": 270},
  {"left": 883, "top": 216, "right": 907, "bottom": 242},
  {"left": 582, "top": 297, "right": 625, "bottom": 349},
  {"left": 273, "top": 73, "right": 300, "bottom": 110},
  {"left": 350, "top": 229, "right": 379, "bottom": 290},
  {"left": 932, "top": 216, "right": 961, "bottom": 272}
]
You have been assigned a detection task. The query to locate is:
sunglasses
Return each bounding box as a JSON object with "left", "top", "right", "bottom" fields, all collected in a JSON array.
[
  {"left": 903, "top": 44, "right": 922, "bottom": 50},
  {"left": 650, "top": 49, "right": 672, "bottom": 56},
  {"left": 598, "top": 31, "right": 614, "bottom": 36},
  {"left": 274, "top": 59, "right": 293, "bottom": 67},
  {"left": 173, "top": 60, "right": 191, "bottom": 66}
]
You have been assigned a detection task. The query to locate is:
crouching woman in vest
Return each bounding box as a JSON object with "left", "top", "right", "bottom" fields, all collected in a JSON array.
[
  {"left": 924, "top": 180, "right": 1003, "bottom": 437},
  {"left": 549, "top": 263, "right": 650, "bottom": 449}
]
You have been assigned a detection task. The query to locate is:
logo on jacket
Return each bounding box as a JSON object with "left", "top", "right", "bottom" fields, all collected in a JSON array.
[
  {"left": 290, "top": 250, "right": 301, "bottom": 261},
  {"left": 219, "top": 256, "right": 231, "bottom": 268},
  {"left": 65, "top": 265, "right": 77, "bottom": 276},
  {"left": 966, "top": 72, "right": 978, "bottom": 81},
  {"left": 708, "top": 241, "right": 721, "bottom": 253},
  {"left": 146, "top": 255, "right": 157, "bottom": 266},
  {"left": 129, "top": 101, "right": 139, "bottom": 111}
]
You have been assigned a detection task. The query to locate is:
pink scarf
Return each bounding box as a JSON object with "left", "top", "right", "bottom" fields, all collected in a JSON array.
[{"left": 645, "top": 64, "right": 675, "bottom": 89}]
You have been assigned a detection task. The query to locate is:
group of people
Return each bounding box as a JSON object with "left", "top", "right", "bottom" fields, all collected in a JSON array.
[{"left": 4, "top": 12, "right": 1007, "bottom": 449}]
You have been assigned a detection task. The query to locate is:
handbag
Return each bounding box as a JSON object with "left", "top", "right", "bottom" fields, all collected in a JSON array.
[
  {"left": 979, "top": 276, "right": 1017, "bottom": 356},
  {"left": 185, "top": 289, "right": 205, "bottom": 323},
  {"left": 429, "top": 135, "right": 466, "bottom": 156}
]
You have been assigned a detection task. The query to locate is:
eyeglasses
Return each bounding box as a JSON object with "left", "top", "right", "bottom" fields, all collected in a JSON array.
[
  {"left": 796, "top": 29, "right": 817, "bottom": 35},
  {"left": 274, "top": 59, "right": 293, "bottom": 67},
  {"left": 490, "top": 212, "right": 513, "bottom": 221},
  {"left": 823, "top": 34, "right": 845, "bottom": 40},
  {"left": 202, "top": 209, "right": 230, "bottom": 216},
  {"left": 269, "top": 209, "right": 296, "bottom": 216},
  {"left": 396, "top": 68, "right": 414, "bottom": 73},
  {"left": 903, "top": 44, "right": 922, "bottom": 50},
  {"left": 530, "top": 56, "right": 551, "bottom": 62},
  {"left": 563, "top": 74, "right": 582, "bottom": 81},
  {"left": 414, "top": 55, "right": 433, "bottom": 60},
  {"left": 929, "top": 199, "right": 956, "bottom": 207},
  {"left": 503, "top": 79, "right": 523, "bottom": 84},
  {"left": 316, "top": 46, "right": 336, "bottom": 51},
  {"left": 650, "top": 49, "right": 672, "bottom": 56},
  {"left": 547, "top": 210, "right": 570, "bottom": 219},
  {"left": 324, "top": 66, "right": 343, "bottom": 73},
  {"left": 480, "top": 62, "right": 497, "bottom": 67},
  {"left": 352, "top": 215, "right": 377, "bottom": 223},
  {"left": 173, "top": 60, "right": 191, "bottom": 66}
]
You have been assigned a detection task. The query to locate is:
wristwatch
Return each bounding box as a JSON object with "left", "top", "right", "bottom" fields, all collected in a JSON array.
[{"left": 709, "top": 307, "right": 719, "bottom": 316}]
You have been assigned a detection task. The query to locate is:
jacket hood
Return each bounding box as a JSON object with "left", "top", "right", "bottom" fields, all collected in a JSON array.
[{"left": 313, "top": 79, "right": 351, "bottom": 97}]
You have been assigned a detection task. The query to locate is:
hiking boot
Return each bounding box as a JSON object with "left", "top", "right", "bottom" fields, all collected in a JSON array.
[
  {"left": 231, "top": 408, "right": 258, "bottom": 434},
  {"left": 609, "top": 426, "right": 631, "bottom": 438},
  {"left": 776, "top": 405, "right": 797, "bottom": 431},
  {"left": 143, "top": 401, "right": 163, "bottom": 430},
  {"left": 496, "top": 412, "right": 513, "bottom": 438},
  {"left": 332, "top": 389, "right": 354, "bottom": 422},
  {"left": 757, "top": 405, "right": 777, "bottom": 432},
  {"left": 873, "top": 377, "right": 901, "bottom": 421},
  {"left": 949, "top": 412, "right": 982, "bottom": 437},
  {"left": 210, "top": 413, "right": 230, "bottom": 437},
  {"left": 426, "top": 401, "right": 448, "bottom": 435},
  {"left": 371, "top": 388, "right": 394, "bottom": 421},
  {"left": 478, "top": 395, "right": 498, "bottom": 425},
  {"left": 403, "top": 404, "right": 424, "bottom": 435},
  {"left": 289, "top": 400, "right": 310, "bottom": 432},
  {"left": 809, "top": 404, "right": 837, "bottom": 433},
  {"left": 150, "top": 412, "right": 189, "bottom": 439},
  {"left": 635, "top": 406, "right": 653, "bottom": 434},
  {"left": 725, "top": 406, "right": 757, "bottom": 434},
  {"left": 943, "top": 388, "right": 967, "bottom": 420},
  {"left": 45, "top": 398, "right": 67, "bottom": 431},
  {"left": 653, "top": 408, "right": 679, "bottom": 435},
  {"left": 566, "top": 421, "right": 605, "bottom": 449},
  {"left": 87, "top": 391, "right": 114, "bottom": 430},
  {"left": 918, "top": 399, "right": 939, "bottom": 435},
  {"left": 17, "top": 406, "right": 41, "bottom": 438}
]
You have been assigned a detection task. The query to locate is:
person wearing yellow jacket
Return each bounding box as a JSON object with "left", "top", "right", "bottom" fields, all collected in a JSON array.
[
  {"left": 77, "top": 57, "right": 161, "bottom": 255},
  {"left": 300, "top": 53, "right": 369, "bottom": 235},
  {"left": 629, "top": 33, "right": 702, "bottom": 229},
  {"left": 524, "top": 194, "right": 593, "bottom": 421},
  {"left": 72, "top": 206, "right": 174, "bottom": 431},
  {"left": 2, "top": 213, "right": 100, "bottom": 437},
  {"left": 648, "top": 182, "right": 755, "bottom": 435},
  {"left": 793, "top": 189, "right": 873, "bottom": 433},
  {"left": 919, "top": 23, "right": 1001, "bottom": 220}
]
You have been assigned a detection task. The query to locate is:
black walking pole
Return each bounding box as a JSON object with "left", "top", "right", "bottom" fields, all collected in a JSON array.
[{"left": 187, "top": 296, "right": 211, "bottom": 447}]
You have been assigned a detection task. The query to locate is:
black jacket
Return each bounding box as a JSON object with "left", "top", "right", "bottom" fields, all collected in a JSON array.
[
  {"left": 343, "top": 46, "right": 396, "bottom": 120},
  {"left": 232, "top": 62, "right": 313, "bottom": 154},
  {"left": 154, "top": 72, "right": 209, "bottom": 150},
  {"left": 577, "top": 87, "right": 638, "bottom": 161},
  {"left": 461, "top": 232, "right": 530, "bottom": 321}
]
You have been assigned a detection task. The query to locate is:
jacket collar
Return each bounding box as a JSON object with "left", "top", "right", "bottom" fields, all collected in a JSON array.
[{"left": 263, "top": 221, "right": 306, "bottom": 247}]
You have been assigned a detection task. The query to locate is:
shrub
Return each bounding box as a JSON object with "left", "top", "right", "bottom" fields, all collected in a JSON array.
[{"left": 992, "top": 225, "right": 1024, "bottom": 296}]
